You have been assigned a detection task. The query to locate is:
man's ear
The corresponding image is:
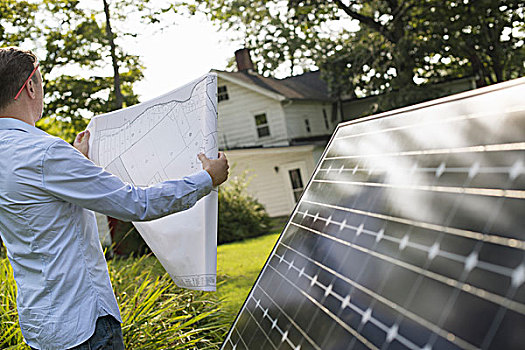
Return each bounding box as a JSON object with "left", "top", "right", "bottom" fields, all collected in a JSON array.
[{"left": 26, "top": 80, "right": 36, "bottom": 97}]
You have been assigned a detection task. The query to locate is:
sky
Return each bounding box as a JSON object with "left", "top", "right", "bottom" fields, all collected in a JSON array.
[
  {"left": 30, "top": 1, "right": 347, "bottom": 105},
  {"left": 30, "top": 0, "right": 345, "bottom": 106},
  {"left": 125, "top": 13, "right": 242, "bottom": 101},
  {"left": 125, "top": 5, "right": 352, "bottom": 102}
]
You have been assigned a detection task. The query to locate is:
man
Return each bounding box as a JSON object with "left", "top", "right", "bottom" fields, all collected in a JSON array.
[{"left": 0, "top": 47, "right": 229, "bottom": 350}]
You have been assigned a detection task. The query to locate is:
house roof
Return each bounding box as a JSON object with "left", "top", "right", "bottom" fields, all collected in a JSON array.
[{"left": 215, "top": 70, "right": 334, "bottom": 102}]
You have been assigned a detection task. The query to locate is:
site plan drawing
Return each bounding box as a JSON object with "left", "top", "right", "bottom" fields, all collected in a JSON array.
[{"left": 87, "top": 73, "right": 218, "bottom": 291}]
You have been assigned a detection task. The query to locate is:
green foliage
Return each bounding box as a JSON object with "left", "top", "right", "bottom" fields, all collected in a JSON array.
[
  {"left": 1, "top": 0, "right": 157, "bottom": 143},
  {"left": 36, "top": 0, "right": 145, "bottom": 142},
  {"left": 424, "top": 0, "right": 525, "bottom": 86},
  {"left": 0, "top": 257, "right": 25, "bottom": 349},
  {"left": 0, "top": 252, "right": 228, "bottom": 349},
  {"left": 193, "top": 0, "right": 329, "bottom": 77},
  {"left": 0, "top": 1, "right": 38, "bottom": 46},
  {"left": 194, "top": 0, "right": 525, "bottom": 110},
  {"left": 218, "top": 172, "right": 271, "bottom": 244}
]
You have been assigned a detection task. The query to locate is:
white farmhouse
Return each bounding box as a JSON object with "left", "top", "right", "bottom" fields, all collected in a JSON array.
[
  {"left": 215, "top": 49, "right": 477, "bottom": 217},
  {"left": 215, "top": 49, "right": 341, "bottom": 217}
]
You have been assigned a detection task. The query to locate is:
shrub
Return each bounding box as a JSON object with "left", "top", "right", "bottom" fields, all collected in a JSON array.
[
  {"left": 0, "top": 252, "right": 228, "bottom": 349},
  {"left": 218, "top": 172, "right": 271, "bottom": 244}
]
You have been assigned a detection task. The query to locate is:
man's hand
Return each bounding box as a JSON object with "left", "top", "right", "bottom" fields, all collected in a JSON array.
[
  {"left": 198, "top": 152, "right": 229, "bottom": 187},
  {"left": 73, "top": 130, "right": 90, "bottom": 158}
]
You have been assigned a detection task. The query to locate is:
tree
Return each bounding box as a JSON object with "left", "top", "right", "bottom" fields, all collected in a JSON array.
[
  {"left": 97, "top": 0, "right": 175, "bottom": 111},
  {"left": 426, "top": 0, "right": 525, "bottom": 87},
  {"left": 2, "top": 0, "right": 173, "bottom": 142},
  {"left": 35, "top": 0, "right": 144, "bottom": 142},
  {"left": 0, "top": 1, "right": 38, "bottom": 45},
  {"left": 193, "top": 0, "right": 329, "bottom": 76},
  {"left": 194, "top": 0, "right": 525, "bottom": 110},
  {"left": 103, "top": 0, "right": 125, "bottom": 110}
]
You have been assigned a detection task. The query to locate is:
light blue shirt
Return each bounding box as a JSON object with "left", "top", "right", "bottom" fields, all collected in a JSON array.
[{"left": 0, "top": 118, "right": 213, "bottom": 349}]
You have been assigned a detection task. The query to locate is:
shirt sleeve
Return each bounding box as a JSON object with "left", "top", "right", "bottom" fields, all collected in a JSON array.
[{"left": 41, "top": 138, "right": 213, "bottom": 222}]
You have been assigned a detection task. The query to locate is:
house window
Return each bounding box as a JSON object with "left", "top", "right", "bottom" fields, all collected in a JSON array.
[
  {"left": 255, "top": 113, "right": 270, "bottom": 138},
  {"left": 218, "top": 85, "right": 229, "bottom": 102},
  {"left": 288, "top": 169, "right": 304, "bottom": 203},
  {"left": 323, "top": 109, "right": 330, "bottom": 130},
  {"left": 305, "top": 118, "right": 311, "bottom": 133}
]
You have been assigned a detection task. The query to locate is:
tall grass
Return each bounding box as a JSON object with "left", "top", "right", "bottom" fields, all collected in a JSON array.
[
  {"left": 0, "top": 251, "right": 228, "bottom": 349},
  {"left": 110, "top": 255, "right": 228, "bottom": 349},
  {"left": 0, "top": 257, "right": 24, "bottom": 349}
]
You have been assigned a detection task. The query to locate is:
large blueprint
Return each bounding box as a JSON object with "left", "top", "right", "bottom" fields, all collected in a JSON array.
[{"left": 87, "top": 73, "right": 218, "bottom": 291}]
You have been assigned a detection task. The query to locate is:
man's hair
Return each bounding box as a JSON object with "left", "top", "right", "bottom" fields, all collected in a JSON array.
[{"left": 0, "top": 47, "right": 38, "bottom": 110}]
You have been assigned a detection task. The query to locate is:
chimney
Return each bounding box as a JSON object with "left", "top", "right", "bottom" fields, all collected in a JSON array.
[{"left": 235, "top": 48, "right": 254, "bottom": 72}]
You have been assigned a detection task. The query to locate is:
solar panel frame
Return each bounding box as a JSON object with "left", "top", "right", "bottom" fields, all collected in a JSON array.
[{"left": 221, "top": 77, "right": 525, "bottom": 350}]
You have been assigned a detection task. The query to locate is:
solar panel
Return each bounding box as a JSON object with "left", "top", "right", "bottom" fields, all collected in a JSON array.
[{"left": 221, "top": 78, "right": 525, "bottom": 350}]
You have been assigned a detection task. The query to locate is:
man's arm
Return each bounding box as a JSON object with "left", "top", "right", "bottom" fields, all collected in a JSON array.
[
  {"left": 46, "top": 135, "right": 227, "bottom": 221},
  {"left": 73, "top": 130, "right": 229, "bottom": 187}
]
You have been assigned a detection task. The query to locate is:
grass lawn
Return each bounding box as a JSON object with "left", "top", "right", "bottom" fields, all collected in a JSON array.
[{"left": 216, "top": 232, "right": 280, "bottom": 324}]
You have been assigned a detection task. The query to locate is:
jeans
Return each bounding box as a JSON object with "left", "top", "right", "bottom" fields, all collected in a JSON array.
[{"left": 31, "top": 315, "right": 125, "bottom": 350}]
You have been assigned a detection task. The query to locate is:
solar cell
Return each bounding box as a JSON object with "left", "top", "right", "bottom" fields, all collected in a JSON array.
[{"left": 222, "top": 78, "right": 525, "bottom": 350}]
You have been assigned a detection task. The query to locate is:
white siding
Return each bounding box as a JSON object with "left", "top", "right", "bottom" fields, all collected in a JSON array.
[
  {"left": 224, "top": 146, "right": 318, "bottom": 217},
  {"left": 217, "top": 78, "right": 288, "bottom": 148},
  {"left": 282, "top": 101, "right": 336, "bottom": 140},
  {"left": 216, "top": 75, "right": 335, "bottom": 217}
]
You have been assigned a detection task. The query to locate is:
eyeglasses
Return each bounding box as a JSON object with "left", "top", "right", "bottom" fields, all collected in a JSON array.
[{"left": 14, "top": 61, "right": 40, "bottom": 101}]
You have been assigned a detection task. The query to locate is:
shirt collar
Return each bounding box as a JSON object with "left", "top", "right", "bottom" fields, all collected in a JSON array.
[{"left": 0, "top": 117, "right": 49, "bottom": 137}]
